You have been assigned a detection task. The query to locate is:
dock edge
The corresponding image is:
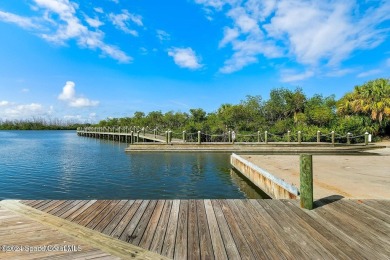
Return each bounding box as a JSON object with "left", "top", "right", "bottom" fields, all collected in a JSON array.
[{"left": 230, "top": 153, "right": 300, "bottom": 199}]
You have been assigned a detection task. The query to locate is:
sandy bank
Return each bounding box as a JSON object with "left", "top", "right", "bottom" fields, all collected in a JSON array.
[{"left": 241, "top": 147, "right": 390, "bottom": 199}]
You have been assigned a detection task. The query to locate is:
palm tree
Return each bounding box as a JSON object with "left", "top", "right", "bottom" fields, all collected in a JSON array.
[{"left": 337, "top": 78, "right": 390, "bottom": 125}]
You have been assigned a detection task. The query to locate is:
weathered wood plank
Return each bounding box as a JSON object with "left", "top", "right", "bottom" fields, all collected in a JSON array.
[
  {"left": 102, "top": 200, "right": 135, "bottom": 236},
  {"left": 127, "top": 200, "right": 158, "bottom": 244},
  {"left": 326, "top": 200, "right": 390, "bottom": 245},
  {"left": 312, "top": 201, "right": 390, "bottom": 259},
  {"left": 196, "top": 200, "right": 214, "bottom": 260},
  {"left": 110, "top": 200, "right": 142, "bottom": 239},
  {"left": 233, "top": 199, "right": 285, "bottom": 259},
  {"left": 337, "top": 199, "right": 390, "bottom": 228},
  {"left": 249, "top": 200, "right": 308, "bottom": 259},
  {"left": 86, "top": 200, "right": 121, "bottom": 230},
  {"left": 204, "top": 199, "right": 228, "bottom": 260},
  {"left": 262, "top": 199, "right": 329, "bottom": 259},
  {"left": 119, "top": 200, "right": 151, "bottom": 242},
  {"left": 149, "top": 200, "right": 172, "bottom": 254},
  {"left": 73, "top": 200, "right": 110, "bottom": 225},
  {"left": 44, "top": 200, "right": 68, "bottom": 214},
  {"left": 53, "top": 200, "right": 82, "bottom": 217},
  {"left": 210, "top": 200, "right": 241, "bottom": 260},
  {"left": 35, "top": 200, "right": 54, "bottom": 210},
  {"left": 272, "top": 199, "right": 349, "bottom": 259},
  {"left": 187, "top": 200, "right": 200, "bottom": 260},
  {"left": 281, "top": 200, "right": 365, "bottom": 259},
  {"left": 138, "top": 200, "right": 165, "bottom": 249},
  {"left": 161, "top": 200, "right": 180, "bottom": 259},
  {"left": 352, "top": 200, "right": 390, "bottom": 223},
  {"left": 37, "top": 200, "right": 59, "bottom": 211},
  {"left": 174, "top": 200, "right": 189, "bottom": 260},
  {"left": 65, "top": 200, "right": 97, "bottom": 221},
  {"left": 94, "top": 200, "right": 128, "bottom": 233},
  {"left": 218, "top": 199, "right": 254, "bottom": 259}
]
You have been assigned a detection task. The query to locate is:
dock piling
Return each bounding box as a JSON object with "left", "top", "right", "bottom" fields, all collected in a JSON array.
[{"left": 300, "top": 154, "right": 313, "bottom": 210}]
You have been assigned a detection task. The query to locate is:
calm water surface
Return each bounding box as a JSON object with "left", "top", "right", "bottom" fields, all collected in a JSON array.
[{"left": 0, "top": 130, "right": 264, "bottom": 199}]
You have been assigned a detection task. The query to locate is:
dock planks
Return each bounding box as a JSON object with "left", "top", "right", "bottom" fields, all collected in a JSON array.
[{"left": 4, "top": 199, "right": 390, "bottom": 259}]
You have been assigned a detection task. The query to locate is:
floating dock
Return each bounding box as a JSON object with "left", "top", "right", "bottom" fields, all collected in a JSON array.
[{"left": 1, "top": 199, "right": 389, "bottom": 259}]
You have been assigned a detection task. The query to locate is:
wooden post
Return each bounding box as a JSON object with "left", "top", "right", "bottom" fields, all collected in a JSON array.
[
  {"left": 331, "top": 131, "right": 335, "bottom": 145},
  {"left": 228, "top": 131, "right": 231, "bottom": 143},
  {"left": 165, "top": 131, "right": 168, "bottom": 144},
  {"left": 347, "top": 133, "right": 351, "bottom": 145},
  {"left": 317, "top": 131, "right": 320, "bottom": 143},
  {"left": 287, "top": 130, "right": 291, "bottom": 142},
  {"left": 130, "top": 131, "right": 134, "bottom": 144},
  {"left": 298, "top": 131, "right": 302, "bottom": 144},
  {"left": 265, "top": 131, "right": 268, "bottom": 144},
  {"left": 137, "top": 130, "right": 140, "bottom": 143},
  {"left": 154, "top": 129, "right": 157, "bottom": 138},
  {"left": 183, "top": 131, "right": 186, "bottom": 142},
  {"left": 198, "top": 131, "right": 201, "bottom": 144},
  {"left": 365, "top": 132, "right": 369, "bottom": 145},
  {"left": 300, "top": 154, "right": 313, "bottom": 210},
  {"left": 257, "top": 131, "right": 260, "bottom": 143},
  {"left": 168, "top": 131, "right": 172, "bottom": 143},
  {"left": 143, "top": 127, "right": 145, "bottom": 136}
]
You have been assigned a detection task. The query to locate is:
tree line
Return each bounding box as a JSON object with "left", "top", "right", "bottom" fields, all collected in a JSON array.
[
  {"left": 96, "top": 78, "right": 390, "bottom": 138},
  {"left": 0, "top": 118, "right": 86, "bottom": 130},
  {"left": 1, "top": 78, "right": 389, "bottom": 137}
]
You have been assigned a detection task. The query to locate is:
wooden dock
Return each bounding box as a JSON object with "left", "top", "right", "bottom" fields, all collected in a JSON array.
[{"left": 1, "top": 199, "right": 389, "bottom": 259}]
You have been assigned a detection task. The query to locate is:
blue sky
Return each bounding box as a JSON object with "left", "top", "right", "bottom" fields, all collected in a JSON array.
[{"left": 0, "top": 0, "right": 389, "bottom": 123}]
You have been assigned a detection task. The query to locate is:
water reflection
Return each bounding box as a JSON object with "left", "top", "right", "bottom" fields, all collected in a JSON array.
[{"left": 0, "top": 131, "right": 265, "bottom": 199}]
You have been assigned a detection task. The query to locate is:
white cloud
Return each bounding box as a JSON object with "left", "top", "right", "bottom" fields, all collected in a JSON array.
[
  {"left": 357, "top": 69, "right": 382, "bottom": 78},
  {"left": 21, "top": 88, "right": 30, "bottom": 93},
  {"left": 195, "top": 0, "right": 390, "bottom": 74},
  {"left": 109, "top": 10, "right": 143, "bottom": 36},
  {"left": 94, "top": 7, "right": 104, "bottom": 13},
  {"left": 0, "top": 1, "right": 131, "bottom": 63},
  {"left": 0, "top": 10, "right": 39, "bottom": 29},
  {"left": 85, "top": 16, "right": 103, "bottom": 28},
  {"left": 280, "top": 69, "right": 314, "bottom": 82},
  {"left": 168, "top": 47, "right": 203, "bottom": 70},
  {"left": 219, "top": 27, "right": 239, "bottom": 48},
  {"left": 156, "top": 29, "right": 170, "bottom": 41},
  {"left": 58, "top": 81, "right": 99, "bottom": 107},
  {"left": 1, "top": 103, "right": 46, "bottom": 119},
  {"left": 0, "top": 101, "right": 11, "bottom": 106},
  {"left": 326, "top": 68, "right": 355, "bottom": 77}
]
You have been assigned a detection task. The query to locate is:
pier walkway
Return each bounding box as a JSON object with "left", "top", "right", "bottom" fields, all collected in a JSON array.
[{"left": 1, "top": 199, "right": 389, "bottom": 259}]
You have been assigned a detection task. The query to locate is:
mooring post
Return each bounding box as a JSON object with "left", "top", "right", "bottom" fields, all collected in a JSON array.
[
  {"left": 365, "top": 132, "right": 369, "bottom": 145},
  {"left": 198, "top": 131, "right": 201, "bottom": 144},
  {"left": 331, "top": 131, "right": 335, "bottom": 145},
  {"left": 165, "top": 131, "right": 168, "bottom": 144},
  {"left": 137, "top": 130, "right": 140, "bottom": 143},
  {"left": 130, "top": 131, "right": 134, "bottom": 144},
  {"left": 168, "top": 131, "right": 172, "bottom": 143},
  {"left": 228, "top": 131, "right": 231, "bottom": 143},
  {"left": 287, "top": 130, "right": 291, "bottom": 142},
  {"left": 300, "top": 154, "right": 313, "bottom": 210},
  {"left": 317, "top": 131, "right": 321, "bottom": 143},
  {"left": 257, "top": 131, "right": 260, "bottom": 143},
  {"left": 298, "top": 131, "right": 302, "bottom": 144},
  {"left": 143, "top": 127, "right": 145, "bottom": 136},
  {"left": 347, "top": 133, "right": 351, "bottom": 145},
  {"left": 183, "top": 131, "right": 186, "bottom": 142},
  {"left": 265, "top": 131, "right": 268, "bottom": 144},
  {"left": 154, "top": 129, "right": 157, "bottom": 138}
]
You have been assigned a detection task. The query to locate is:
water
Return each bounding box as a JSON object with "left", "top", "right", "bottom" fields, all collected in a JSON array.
[{"left": 0, "top": 131, "right": 265, "bottom": 199}]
